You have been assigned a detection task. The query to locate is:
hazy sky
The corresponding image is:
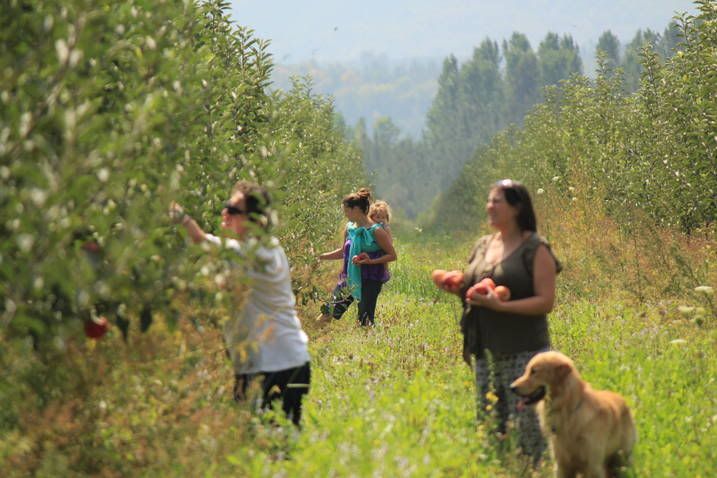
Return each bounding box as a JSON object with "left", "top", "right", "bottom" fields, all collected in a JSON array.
[{"left": 230, "top": 0, "right": 696, "bottom": 63}]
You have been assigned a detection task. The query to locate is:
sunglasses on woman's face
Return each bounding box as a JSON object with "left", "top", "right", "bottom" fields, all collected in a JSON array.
[{"left": 223, "top": 202, "right": 247, "bottom": 216}]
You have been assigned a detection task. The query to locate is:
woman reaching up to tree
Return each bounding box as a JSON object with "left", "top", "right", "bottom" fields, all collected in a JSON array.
[{"left": 171, "top": 180, "right": 311, "bottom": 427}]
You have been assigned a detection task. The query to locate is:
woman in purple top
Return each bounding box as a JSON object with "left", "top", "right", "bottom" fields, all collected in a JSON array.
[{"left": 318, "top": 188, "right": 396, "bottom": 326}]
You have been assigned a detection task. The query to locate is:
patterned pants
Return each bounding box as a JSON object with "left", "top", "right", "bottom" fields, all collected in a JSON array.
[{"left": 474, "top": 349, "right": 547, "bottom": 463}]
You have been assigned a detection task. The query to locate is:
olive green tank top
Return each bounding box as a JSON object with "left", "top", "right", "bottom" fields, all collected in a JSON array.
[{"left": 460, "top": 233, "right": 562, "bottom": 360}]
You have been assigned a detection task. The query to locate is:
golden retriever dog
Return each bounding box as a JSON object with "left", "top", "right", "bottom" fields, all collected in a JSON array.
[{"left": 510, "top": 351, "right": 636, "bottom": 478}]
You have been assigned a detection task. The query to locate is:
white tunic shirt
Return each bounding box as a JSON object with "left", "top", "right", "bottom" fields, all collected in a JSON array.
[{"left": 205, "top": 234, "right": 310, "bottom": 374}]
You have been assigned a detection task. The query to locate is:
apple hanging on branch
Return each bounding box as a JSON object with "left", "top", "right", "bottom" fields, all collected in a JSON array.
[{"left": 84, "top": 315, "right": 109, "bottom": 339}]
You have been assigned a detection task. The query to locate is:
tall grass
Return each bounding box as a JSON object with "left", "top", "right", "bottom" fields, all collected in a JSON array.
[{"left": 3, "top": 221, "right": 714, "bottom": 476}]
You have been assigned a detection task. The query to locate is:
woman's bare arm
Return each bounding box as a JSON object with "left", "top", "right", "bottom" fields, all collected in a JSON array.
[
  {"left": 358, "top": 227, "right": 397, "bottom": 265},
  {"left": 181, "top": 216, "right": 206, "bottom": 244},
  {"left": 319, "top": 247, "right": 344, "bottom": 260}
]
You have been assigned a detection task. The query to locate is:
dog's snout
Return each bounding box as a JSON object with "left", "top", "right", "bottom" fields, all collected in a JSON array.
[{"left": 510, "top": 385, "right": 518, "bottom": 394}]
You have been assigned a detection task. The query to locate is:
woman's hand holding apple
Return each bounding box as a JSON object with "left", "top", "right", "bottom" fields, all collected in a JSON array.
[
  {"left": 431, "top": 269, "right": 464, "bottom": 294},
  {"left": 466, "top": 279, "right": 511, "bottom": 309},
  {"left": 352, "top": 252, "right": 370, "bottom": 265},
  {"left": 465, "top": 277, "right": 496, "bottom": 300}
]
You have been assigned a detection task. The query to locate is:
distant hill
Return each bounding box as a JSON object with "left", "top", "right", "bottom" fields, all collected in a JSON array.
[{"left": 270, "top": 54, "right": 441, "bottom": 138}]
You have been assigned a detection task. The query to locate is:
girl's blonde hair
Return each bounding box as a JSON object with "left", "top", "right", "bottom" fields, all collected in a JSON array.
[{"left": 369, "top": 200, "right": 391, "bottom": 223}]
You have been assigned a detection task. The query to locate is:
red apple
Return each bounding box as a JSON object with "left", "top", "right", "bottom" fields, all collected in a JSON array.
[
  {"left": 431, "top": 269, "right": 447, "bottom": 287},
  {"left": 352, "top": 252, "right": 369, "bottom": 264},
  {"left": 465, "top": 277, "right": 496, "bottom": 300},
  {"left": 81, "top": 241, "right": 101, "bottom": 254},
  {"left": 442, "top": 270, "right": 464, "bottom": 289},
  {"left": 495, "top": 285, "right": 511, "bottom": 301},
  {"left": 84, "top": 315, "right": 109, "bottom": 339}
]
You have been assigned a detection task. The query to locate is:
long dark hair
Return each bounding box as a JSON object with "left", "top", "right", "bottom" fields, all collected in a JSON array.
[
  {"left": 342, "top": 187, "right": 372, "bottom": 214},
  {"left": 493, "top": 179, "right": 537, "bottom": 232}
]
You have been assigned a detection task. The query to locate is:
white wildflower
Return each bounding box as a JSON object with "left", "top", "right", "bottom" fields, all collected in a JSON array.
[
  {"left": 694, "top": 286, "right": 714, "bottom": 296},
  {"left": 69, "top": 49, "right": 82, "bottom": 67},
  {"left": 97, "top": 168, "right": 110, "bottom": 182},
  {"left": 19, "top": 112, "right": 32, "bottom": 137},
  {"left": 214, "top": 273, "right": 226, "bottom": 288},
  {"left": 29, "top": 188, "right": 47, "bottom": 207},
  {"left": 53, "top": 336, "right": 66, "bottom": 352},
  {"left": 536, "top": 188, "right": 545, "bottom": 195},
  {"left": 17, "top": 234, "right": 34, "bottom": 252},
  {"left": 96, "top": 281, "right": 111, "bottom": 297},
  {"left": 55, "top": 39, "right": 69, "bottom": 64},
  {"left": 4, "top": 299, "right": 16, "bottom": 317},
  {"left": 77, "top": 290, "right": 90, "bottom": 308}
]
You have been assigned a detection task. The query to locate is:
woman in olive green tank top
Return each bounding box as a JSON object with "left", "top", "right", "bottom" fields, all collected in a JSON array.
[{"left": 441, "top": 179, "right": 562, "bottom": 465}]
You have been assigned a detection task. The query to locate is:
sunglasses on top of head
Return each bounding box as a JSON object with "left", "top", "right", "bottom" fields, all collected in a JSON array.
[{"left": 494, "top": 179, "right": 516, "bottom": 188}]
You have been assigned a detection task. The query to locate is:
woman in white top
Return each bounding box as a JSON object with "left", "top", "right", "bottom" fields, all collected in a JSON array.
[{"left": 171, "top": 181, "right": 310, "bottom": 426}]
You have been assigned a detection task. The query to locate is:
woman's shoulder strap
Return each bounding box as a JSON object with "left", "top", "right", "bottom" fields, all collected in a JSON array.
[{"left": 521, "top": 233, "right": 563, "bottom": 275}]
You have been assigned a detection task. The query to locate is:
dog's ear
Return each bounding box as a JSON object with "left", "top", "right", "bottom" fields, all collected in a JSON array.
[{"left": 555, "top": 363, "right": 572, "bottom": 381}]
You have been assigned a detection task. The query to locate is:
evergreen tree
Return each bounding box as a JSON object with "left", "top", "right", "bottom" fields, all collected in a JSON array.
[
  {"left": 623, "top": 29, "right": 660, "bottom": 93},
  {"left": 459, "top": 39, "right": 505, "bottom": 151},
  {"left": 658, "top": 21, "right": 682, "bottom": 58},
  {"left": 503, "top": 33, "right": 540, "bottom": 124},
  {"left": 596, "top": 30, "right": 621, "bottom": 69},
  {"left": 538, "top": 33, "right": 583, "bottom": 87},
  {"left": 424, "top": 55, "right": 472, "bottom": 189}
]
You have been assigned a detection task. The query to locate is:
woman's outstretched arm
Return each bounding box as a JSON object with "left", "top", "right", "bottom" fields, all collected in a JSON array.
[
  {"left": 170, "top": 202, "right": 206, "bottom": 244},
  {"left": 319, "top": 247, "right": 344, "bottom": 260}
]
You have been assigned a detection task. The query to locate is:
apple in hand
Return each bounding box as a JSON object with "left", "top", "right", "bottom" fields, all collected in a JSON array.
[
  {"left": 352, "top": 252, "right": 369, "bottom": 264},
  {"left": 84, "top": 315, "right": 109, "bottom": 339},
  {"left": 431, "top": 269, "right": 447, "bottom": 287},
  {"left": 465, "top": 277, "right": 496, "bottom": 300},
  {"left": 442, "top": 270, "right": 464, "bottom": 290},
  {"left": 494, "top": 285, "right": 511, "bottom": 301}
]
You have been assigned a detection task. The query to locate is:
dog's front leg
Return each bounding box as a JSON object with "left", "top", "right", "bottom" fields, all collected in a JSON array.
[
  {"left": 583, "top": 461, "right": 607, "bottom": 478},
  {"left": 555, "top": 460, "right": 577, "bottom": 478}
]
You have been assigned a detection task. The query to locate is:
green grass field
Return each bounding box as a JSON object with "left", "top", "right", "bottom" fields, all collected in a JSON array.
[
  {"left": 270, "top": 237, "right": 716, "bottom": 478},
  {"left": 1, "top": 234, "right": 715, "bottom": 477}
]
